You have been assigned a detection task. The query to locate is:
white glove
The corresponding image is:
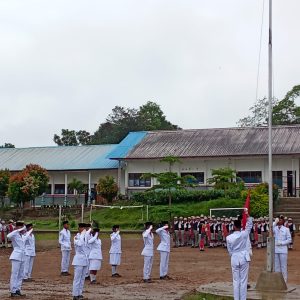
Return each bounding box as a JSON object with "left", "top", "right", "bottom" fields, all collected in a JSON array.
[
  {"left": 276, "top": 242, "right": 282, "bottom": 246},
  {"left": 244, "top": 208, "right": 248, "bottom": 213},
  {"left": 163, "top": 225, "right": 169, "bottom": 229},
  {"left": 149, "top": 225, "right": 153, "bottom": 230},
  {"left": 275, "top": 218, "right": 279, "bottom": 225}
]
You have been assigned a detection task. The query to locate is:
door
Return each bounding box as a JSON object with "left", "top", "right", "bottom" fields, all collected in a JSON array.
[{"left": 287, "top": 171, "right": 296, "bottom": 197}]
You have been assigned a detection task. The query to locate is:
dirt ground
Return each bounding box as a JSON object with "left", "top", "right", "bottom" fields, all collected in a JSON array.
[{"left": 0, "top": 234, "right": 299, "bottom": 300}]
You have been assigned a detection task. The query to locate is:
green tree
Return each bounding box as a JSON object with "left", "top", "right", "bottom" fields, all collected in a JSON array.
[
  {"left": 8, "top": 164, "right": 49, "bottom": 211},
  {"left": 68, "top": 178, "right": 85, "bottom": 205},
  {"left": 0, "top": 169, "right": 10, "bottom": 207},
  {"left": 138, "top": 101, "right": 180, "bottom": 131},
  {"left": 143, "top": 156, "right": 195, "bottom": 207},
  {"left": 237, "top": 85, "right": 300, "bottom": 127},
  {"left": 0, "top": 143, "right": 15, "bottom": 148},
  {"left": 207, "top": 167, "right": 238, "bottom": 190},
  {"left": 53, "top": 129, "right": 92, "bottom": 146},
  {"left": 96, "top": 175, "right": 118, "bottom": 203}
]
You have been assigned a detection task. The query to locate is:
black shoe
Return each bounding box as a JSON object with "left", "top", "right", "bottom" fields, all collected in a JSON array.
[
  {"left": 90, "top": 280, "right": 97, "bottom": 284},
  {"left": 160, "top": 276, "right": 166, "bottom": 280},
  {"left": 247, "top": 284, "right": 251, "bottom": 289},
  {"left": 15, "top": 290, "right": 25, "bottom": 297},
  {"left": 10, "top": 293, "right": 20, "bottom": 298},
  {"left": 143, "top": 279, "right": 152, "bottom": 283},
  {"left": 73, "top": 297, "right": 80, "bottom": 300},
  {"left": 61, "top": 271, "right": 70, "bottom": 276}
]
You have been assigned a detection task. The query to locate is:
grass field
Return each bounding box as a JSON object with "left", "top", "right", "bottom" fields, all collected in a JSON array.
[{"left": 18, "top": 198, "right": 244, "bottom": 231}]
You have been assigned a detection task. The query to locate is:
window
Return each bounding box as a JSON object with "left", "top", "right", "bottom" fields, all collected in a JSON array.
[
  {"left": 273, "top": 171, "right": 283, "bottom": 188},
  {"left": 128, "top": 173, "right": 151, "bottom": 187},
  {"left": 181, "top": 172, "right": 204, "bottom": 184},
  {"left": 54, "top": 184, "right": 65, "bottom": 194},
  {"left": 237, "top": 171, "right": 262, "bottom": 184}
]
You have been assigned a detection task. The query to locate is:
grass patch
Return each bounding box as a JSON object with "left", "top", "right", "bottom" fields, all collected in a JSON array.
[
  {"left": 182, "top": 291, "right": 233, "bottom": 300},
  {"left": 8, "top": 198, "right": 244, "bottom": 231}
]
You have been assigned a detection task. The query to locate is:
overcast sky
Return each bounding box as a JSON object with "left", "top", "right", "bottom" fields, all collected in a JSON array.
[{"left": 0, "top": 0, "right": 299, "bottom": 147}]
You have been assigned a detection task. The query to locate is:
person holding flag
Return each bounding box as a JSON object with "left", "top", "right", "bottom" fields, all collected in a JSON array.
[{"left": 226, "top": 192, "right": 253, "bottom": 300}]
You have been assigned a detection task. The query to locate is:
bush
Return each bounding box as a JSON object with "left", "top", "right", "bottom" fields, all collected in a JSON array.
[
  {"left": 241, "top": 182, "right": 278, "bottom": 217},
  {"left": 131, "top": 189, "right": 225, "bottom": 205}
]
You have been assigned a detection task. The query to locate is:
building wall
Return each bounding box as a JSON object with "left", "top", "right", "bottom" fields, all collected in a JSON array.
[{"left": 124, "top": 156, "right": 300, "bottom": 194}]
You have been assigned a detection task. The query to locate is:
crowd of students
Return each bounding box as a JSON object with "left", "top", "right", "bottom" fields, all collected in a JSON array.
[{"left": 171, "top": 214, "right": 296, "bottom": 250}]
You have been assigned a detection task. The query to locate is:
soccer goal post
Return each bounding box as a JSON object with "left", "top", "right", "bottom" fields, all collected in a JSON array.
[
  {"left": 89, "top": 204, "right": 149, "bottom": 223},
  {"left": 209, "top": 207, "right": 244, "bottom": 218}
]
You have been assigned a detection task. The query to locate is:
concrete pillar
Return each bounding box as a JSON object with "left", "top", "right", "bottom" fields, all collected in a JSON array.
[
  {"left": 64, "top": 173, "right": 68, "bottom": 206},
  {"left": 88, "top": 171, "right": 91, "bottom": 206}
]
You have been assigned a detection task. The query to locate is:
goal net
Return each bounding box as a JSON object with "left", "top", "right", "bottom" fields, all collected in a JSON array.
[
  {"left": 209, "top": 207, "right": 244, "bottom": 218},
  {"left": 89, "top": 204, "right": 148, "bottom": 229}
]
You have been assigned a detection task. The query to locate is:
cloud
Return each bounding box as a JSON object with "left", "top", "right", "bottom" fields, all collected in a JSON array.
[{"left": 0, "top": 0, "right": 299, "bottom": 147}]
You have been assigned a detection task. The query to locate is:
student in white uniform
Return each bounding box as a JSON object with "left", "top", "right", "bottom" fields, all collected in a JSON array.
[
  {"left": 7, "top": 221, "right": 33, "bottom": 297},
  {"left": 23, "top": 223, "right": 36, "bottom": 282},
  {"left": 72, "top": 223, "right": 89, "bottom": 300},
  {"left": 156, "top": 221, "right": 171, "bottom": 280},
  {"left": 226, "top": 209, "right": 253, "bottom": 300},
  {"left": 141, "top": 222, "right": 154, "bottom": 283},
  {"left": 109, "top": 225, "right": 122, "bottom": 277},
  {"left": 88, "top": 228, "right": 102, "bottom": 284},
  {"left": 273, "top": 215, "right": 292, "bottom": 283},
  {"left": 59, "top": 220, "right": 72, "bottom": 276},
  {"left": 84, "top": 223, "right": 92, "bottom": 280}
]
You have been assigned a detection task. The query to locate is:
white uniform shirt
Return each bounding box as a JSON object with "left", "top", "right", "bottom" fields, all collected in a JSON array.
[
  {"left": 59, "top": 228, "right": 72, "bottom": 251},
  {"left": 156, "top": 227, "right": 170, "bottom": 253},
  {"left": 226, "top": 218, "right": 253, "bottom": 266},
  {"left": 7, "top": 227, "right": 33, "bottom": 261},
  {"left": 273, "top": 223, "right": 292, "bottom": 254},
  {"left": 141, "top": 228, "right": 154, "bottom": 256},
  {"left": 88, "top": 233, "right": 103, "bottom": 260},
  {"left": 25, "top": 233, "right": 36, "bottom": 257},
  {"left": 72, "top": 231, "right": 88, "bottom": 266},
  {"left": 109, "top": 231, "right": 122, "bottom": 254}
]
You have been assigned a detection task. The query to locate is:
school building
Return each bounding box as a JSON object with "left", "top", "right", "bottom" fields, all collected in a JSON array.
[{"left": 1, "top": 125, "right": 300, "bottom": 205}]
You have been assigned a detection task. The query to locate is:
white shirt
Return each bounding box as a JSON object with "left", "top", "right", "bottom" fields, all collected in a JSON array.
[
  {"left": 156, "top": 227, "right": 170, "bottom": 253},
  {"left": 72, "top": 231, "right": 88, "bottom": 266},
  {"left": 88, "top": 233, "right": 103, "bottom": 260},
  {"left": 141, "top": 228, "right": 154, "bottom": 256},
  {"left": 226, "top": 218, "right": 253, "bottom": 266},
  {"left": 25, "top": 233, "right": 36, "bottom": 257},
  {"left": 7, "top": 227, "right": 33, "bottom": 261},
  {"left": 59, "top": 228, "right": 72, "bottom": 251},
  {"left": 273, "top": 223, "right": 292, "bottom": 254},
  {"left": 109, "top": 231, "right": 122, "bottom": 254}
]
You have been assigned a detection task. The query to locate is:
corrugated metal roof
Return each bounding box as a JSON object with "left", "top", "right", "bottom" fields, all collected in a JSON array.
[
  {"left": 126, "top": 126, "right": 300, "bottom": 159},
  {"left": 0, "top": 144, "right": 119, "bottom": 171},
  {"left": 108, "top": 131, "right": 148, "bottom": 159}
]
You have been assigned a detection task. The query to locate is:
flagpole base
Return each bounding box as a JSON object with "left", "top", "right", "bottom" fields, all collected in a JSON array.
[{"left": 255, "top": 271, "right": 287, "bottom": 291}]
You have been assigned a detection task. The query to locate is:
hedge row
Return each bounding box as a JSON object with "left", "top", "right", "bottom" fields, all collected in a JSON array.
[{"left": 131, "top": 189, "right": 226, "bottom": 205}]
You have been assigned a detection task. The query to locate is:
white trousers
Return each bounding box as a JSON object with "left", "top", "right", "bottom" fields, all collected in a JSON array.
[
  {"left": 24, "top": 256, "right": 34, "bottom": 279},
  {"left": 61, "top": 250, "right": 71, "bottom": 273},
  {"left": 10, "top": 259, "right": 24, "bottom": 293},
  {"left": 143, "top": 256, "right": 153, "bottom": 280},
  {"left": 275, "top": 253, "right": 288, "bottom": 283},
  {"left": 72, "top": 265, "right": 88, "bottom": 297},
  {"left": 231, "top": 262, "right": 249, "bottom": 300},
  {"left": 159, "top": 251, "right": 169, "bottom": 277}
]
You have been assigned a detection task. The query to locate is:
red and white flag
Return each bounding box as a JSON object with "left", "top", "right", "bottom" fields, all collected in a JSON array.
[{"left": 242, "top": 190, "right": 251, "bottom": 229}]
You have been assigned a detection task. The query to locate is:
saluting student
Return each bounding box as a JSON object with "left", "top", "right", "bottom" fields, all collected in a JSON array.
[
  {"left": 7, "top": 221, "right": 33, "bottom": 297},
  {"left": 72, "top": 223, "right": 89, "bottom": 300},
  {"left": 156, "top": 221, "right": 171, "bottom": 280},
  {"left": 109, "top": 225, "right": 122, "bottom": 277},
  {"left": 23, "top": 223, "right": 36, "bottom": 282},
  {"left": 59, "top": 220, "right": 72, "bottom": 276},
  {"left": 226, "top": 209, "right": 253, "bottom": 300},
  {"left": 88, "top": 228, "right": 102, "bottom": 284},
  {"left": 141, "top": 222, "right": 154, "bottom": 282},
  {"left": 273, "top": 215, "right": 292, "bottom": 283}
]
